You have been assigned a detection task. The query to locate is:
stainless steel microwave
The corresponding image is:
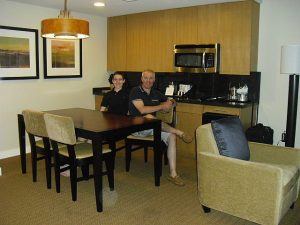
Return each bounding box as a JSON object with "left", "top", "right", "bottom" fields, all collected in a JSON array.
[{"left": 174, "top": 43, "right": 220, "bottom": 73}]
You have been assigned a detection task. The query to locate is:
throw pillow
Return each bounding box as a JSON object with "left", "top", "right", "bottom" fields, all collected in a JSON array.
[{"left": 211, "top": 116, "right": 250, "bottom": 160}]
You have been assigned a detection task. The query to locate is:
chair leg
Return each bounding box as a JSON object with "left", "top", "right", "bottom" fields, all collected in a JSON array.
[
  {"left": 104, "top": 153, "right": 114, "bottom": 191},
  {"left": 81, "top": 165, "right": 90, "bottom": 180},
  {"left": 125, "top": 141, "right": 132, "bottom": 172},
  {"left": 45, "top": 150, "right": 51, "bottom": 189},
  {"left": 43, "top": 138, "right": 51, "bottom": 189},
  {"left": 144, "top": 147, "right": 148, "bottom": 162},
  {"left": 53, "top": 146, "right": 61, "bottom": 193},
  {"left": 31, "top": 149, "right": 37, "bottom": 182},
  {"left": 163, "top": 150, "right": 168, "bottom": 165},
  {"left": 290, "top": 202, "right": 295, "bottom": 209},
  {"left": 29, "top": 135, "right": 37, "bottom": 182},
  {"left": 69, "top": 157, "right": 77, "bottom": 201},
  {"left": 202, "top": 205, "right": 211, "bottom": 213}
]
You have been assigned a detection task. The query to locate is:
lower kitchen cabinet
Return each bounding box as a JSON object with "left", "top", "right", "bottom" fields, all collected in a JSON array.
[
  {"left": 176, "top": 103, "right": 203, "bottom": 158},
  {"left": 202, "top": 105, "right": 255, "bottom": 130},
  {"left": 176, "top": 102, "right": 255, "bottom": 159}
]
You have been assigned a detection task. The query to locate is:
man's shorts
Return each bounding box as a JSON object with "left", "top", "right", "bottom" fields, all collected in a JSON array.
[{"left": 131, "top": 129, "right": 170, "bottom": 145}]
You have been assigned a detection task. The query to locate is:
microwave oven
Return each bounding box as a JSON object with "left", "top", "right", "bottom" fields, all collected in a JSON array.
[{"left": 174, "top": 43, "right": 220, "bottom": 73}]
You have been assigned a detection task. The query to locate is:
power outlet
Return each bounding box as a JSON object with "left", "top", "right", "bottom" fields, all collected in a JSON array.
[{"left": 281, "top": 131, "right": 286, "bottom": 142}]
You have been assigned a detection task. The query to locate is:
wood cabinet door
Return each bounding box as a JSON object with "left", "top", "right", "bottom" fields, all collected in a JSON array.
[
  {"left": 219, "top": 1, "right": 253, "bottom": 75},
  {"left": 107, "top": 16, "right": 127, "bottom": 71},
  {"left": 198, "top": 4, "right": 221, "bottom": 44},
  {"left": 175, "top": 7, "right": 198, "bottom": 44},
  {"left": 203, "top": 105, "right": 254, "bottom": 130},
  {"left": 176, "top": 103, "right": 203, "bottom": 158},
  {"left": 203, "top": 105, "right": 240, "bottom": 115},
  {"left": 126, "top": 10, "right": 176, "bottom": 72}
]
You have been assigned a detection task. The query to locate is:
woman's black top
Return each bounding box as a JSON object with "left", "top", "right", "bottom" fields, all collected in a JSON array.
[{"left": 101, "top": 88, "right": 129, "bottom": 115}]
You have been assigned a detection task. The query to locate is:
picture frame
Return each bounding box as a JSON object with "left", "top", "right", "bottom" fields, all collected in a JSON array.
[
  {"left": 43, "top": 38, "right": 82, "bottom": 79},
  {"left": 0, "top": 25, "right": 39, "bottom": 80}
]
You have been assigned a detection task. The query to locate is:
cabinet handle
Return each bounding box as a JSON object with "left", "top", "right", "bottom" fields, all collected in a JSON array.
[
  {"left": 206, "top": 109, "right": 238, "bottom": 116},
  {"left": 213, "top": 110, "right": 227, "bottom": 113}
]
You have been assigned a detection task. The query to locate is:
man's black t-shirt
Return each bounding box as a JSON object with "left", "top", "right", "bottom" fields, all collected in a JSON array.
[
  {"left": 128, "top": 86, "right": 167, "bottom": 116},
  {"left": 101, "top": 88, "right": 129, "bottom": 115}
]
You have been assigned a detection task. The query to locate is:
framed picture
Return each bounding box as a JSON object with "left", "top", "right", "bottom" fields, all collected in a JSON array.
[
  {"left": 0, "top": 25, "right": 39, "bottom": 80},
  {"left": 43, "top": 38, "right": 82, "bottom": 79}
]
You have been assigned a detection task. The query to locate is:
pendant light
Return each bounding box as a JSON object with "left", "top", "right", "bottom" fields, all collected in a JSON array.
[{"left": 41, "top": 0, "right": 89, "bottom": 39}]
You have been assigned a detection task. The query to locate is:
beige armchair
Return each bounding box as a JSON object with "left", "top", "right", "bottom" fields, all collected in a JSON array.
[{"left": 196, "top": 123, "right": 300, "bottom": 225}]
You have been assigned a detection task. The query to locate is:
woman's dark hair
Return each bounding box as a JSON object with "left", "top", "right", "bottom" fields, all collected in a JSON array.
[{"left": 108, "top": 72, "right": 126, "bottom": 84}]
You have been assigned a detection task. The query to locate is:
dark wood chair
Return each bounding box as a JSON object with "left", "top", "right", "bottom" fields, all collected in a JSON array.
[
  {"left": 125, "top": 107, "right": 176, "bottom": 171},
  {"left": 44, "top": 113, "right": 114, "bottom": 201}
]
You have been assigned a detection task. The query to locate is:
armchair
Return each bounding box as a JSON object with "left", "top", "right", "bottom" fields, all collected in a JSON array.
[{"left": 196, "top": 123, "right": 300, "bottom": 225}]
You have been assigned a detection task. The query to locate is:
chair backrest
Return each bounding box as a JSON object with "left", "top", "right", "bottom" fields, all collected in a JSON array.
[
  {"left": 156, "top": 106, "right": 175, "bottom": 125},
  {"left": 22, "top": 109, "right": 48, "bottom": 137},
  {"left": 44, "top": 113, "right": 77, "bottom": 145},
  {"left": 196, "top": 123, "right": 220, "bottom": 155}
]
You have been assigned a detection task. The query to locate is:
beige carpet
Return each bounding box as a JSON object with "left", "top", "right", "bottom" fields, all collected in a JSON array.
[{"left": 0, "top": 150, "right": 299, "bottom": 225}]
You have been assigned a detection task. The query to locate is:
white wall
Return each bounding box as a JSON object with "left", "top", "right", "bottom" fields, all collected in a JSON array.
[
  {"left": 257, "top": 0, "right": 300, "bottom": 147},
  {"left": 0, "top": 1, "right": 108, "bottom": 158}
]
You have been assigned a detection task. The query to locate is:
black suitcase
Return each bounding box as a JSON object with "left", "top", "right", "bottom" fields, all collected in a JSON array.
[{"left": 245, "top": 123, "right": 274, "bottom": 144}]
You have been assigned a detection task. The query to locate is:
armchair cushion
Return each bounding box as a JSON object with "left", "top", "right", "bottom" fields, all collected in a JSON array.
[{"left": 211, "top": 117, "right": 250, "bottom": 160}]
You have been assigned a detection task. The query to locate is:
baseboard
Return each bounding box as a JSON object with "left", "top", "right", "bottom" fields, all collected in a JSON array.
[{"left": 0, "top": 145, "right": 30, "bottom": 159}]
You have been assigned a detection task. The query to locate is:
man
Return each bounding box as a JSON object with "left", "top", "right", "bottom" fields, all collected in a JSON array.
[{"left": 128, "top": 69, "right": 192, "bottom": 186}]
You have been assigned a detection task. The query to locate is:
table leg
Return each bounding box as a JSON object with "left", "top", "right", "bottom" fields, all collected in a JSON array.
[
  {"left": 92, "top": 137, "right": 103, "bottom": 212},
  {"left": 18, "top": 114, "right": 26, "bottom": 174},
  {"left": 153, "top": 121, "right": 162, "bottom": 186}
]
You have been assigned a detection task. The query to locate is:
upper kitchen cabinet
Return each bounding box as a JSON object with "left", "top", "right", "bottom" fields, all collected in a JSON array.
[
  {"left": 107, "top": 0, "right": 260, "bottom": 75},
  {"left": 218, "top": 0, "right": 260, "bottom": 75},
  {"left": 107, "top": 16, "right": 127, "bottom": 71},
  {"left": 175, "top": 7, "right": 198, "bottom": 44},
  {"left": 197, "top": 4, "right": 221, "bottom": 44},
  {"left": 126, "top": 10, "right": 176, "bottom": 72}
]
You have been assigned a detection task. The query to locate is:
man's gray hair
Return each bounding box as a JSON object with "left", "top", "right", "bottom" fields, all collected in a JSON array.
[{"left": 142, "top": 69, "right": 155, "bottom": 77}]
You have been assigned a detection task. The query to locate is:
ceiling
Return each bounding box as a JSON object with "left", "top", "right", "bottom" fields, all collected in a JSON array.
[{"left": 6, "top": 0, "right": 242, "bottom": 17}]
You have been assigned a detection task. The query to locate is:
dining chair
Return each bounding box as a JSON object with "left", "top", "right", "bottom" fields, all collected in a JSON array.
[
  {"left": 125, "top": 107, "right": 176, "bottom": 171},
  {"left": 43, "top": 113, "right": 114, "bottom": 201},
  {"left": 22, "top": 109, "right": 52, "bottom": 189}
]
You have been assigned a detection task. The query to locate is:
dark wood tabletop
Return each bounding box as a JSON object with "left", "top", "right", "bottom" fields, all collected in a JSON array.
[{"left": 18, "top": 108, "right": 162, "bottom": 212}]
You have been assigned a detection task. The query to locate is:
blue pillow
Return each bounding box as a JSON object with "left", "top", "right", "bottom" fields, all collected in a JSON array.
[{"left": 211, "top": 117, "right": 250, "bottom": 160}]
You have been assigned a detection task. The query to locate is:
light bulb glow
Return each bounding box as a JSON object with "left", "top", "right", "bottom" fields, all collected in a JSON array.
[{"left": 94, "top": 2, "right": 105, "bottom": 7}]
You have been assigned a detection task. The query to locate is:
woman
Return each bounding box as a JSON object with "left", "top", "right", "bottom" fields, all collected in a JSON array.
[{"left": 100, "top": 72, "right": 129, "bottom": 115}]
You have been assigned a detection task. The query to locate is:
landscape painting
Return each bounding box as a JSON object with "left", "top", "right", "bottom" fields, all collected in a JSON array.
[
  {"left": 51, "top": 40, "right": 75, "bottom": 68},
  {"left": 0, "top": 36, "right": 30, "bottom": 68},
  {"left": 0, "top": 26, "right": 39, "bottom": 80},
  {"left": 43, "top": 39, "right": 82, "bottom": 79}
]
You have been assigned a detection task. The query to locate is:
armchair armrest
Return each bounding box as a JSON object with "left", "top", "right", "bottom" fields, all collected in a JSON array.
[
  {"left": 197, "top": 152, "right": 283, "bottom": 224},
  {"left": 249, "top": 142, "right": 300, "bottom": 167}
]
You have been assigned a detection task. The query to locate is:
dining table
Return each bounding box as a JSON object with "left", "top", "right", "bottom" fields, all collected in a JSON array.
[{"left": 17, "top": 108, "right": 162, "bottom": 212}]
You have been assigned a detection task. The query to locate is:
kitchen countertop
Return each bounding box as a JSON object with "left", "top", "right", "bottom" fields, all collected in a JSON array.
[
  {"left": 175, "top": 98, "right": 254, "bottom": 108},
  {"left": 93, "top": 87, "right": 111, "bottom": 95},
  {"left": 93, "top": 87, "right": 255, "bottom": 108}
]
